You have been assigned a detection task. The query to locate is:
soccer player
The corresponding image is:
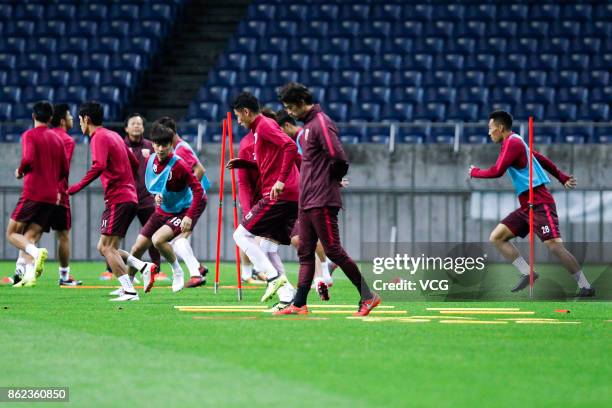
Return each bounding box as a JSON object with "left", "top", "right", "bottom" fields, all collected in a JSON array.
[
  {"left": 68, "top": 101, "right": 141, "bottom": 301},
  {"left": 118, "top": 122, "right": 206, "bottom": 293},
  {"left": 277, "top": 110, "right": 334, "bottom": 300},
  {"left": 49, "top": 103, "right": 81, "bottom": 285},
  {"left": 156, "top": 117, "right": 209, "bottom": 288},
  {"left": 226, "top": 92, "right": 299, "bottom": 306},
  {"left": 7, "top": 101, "right": 68, "bottom": 287},
  {"left": 469, "top": 110, "right": 595, "bottom": 297},
  {"left": 276, "top": 83, "right": 380, "bottom": 316}
]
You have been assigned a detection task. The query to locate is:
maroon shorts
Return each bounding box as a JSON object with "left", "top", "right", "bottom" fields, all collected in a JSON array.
[
  {"left": 11, "top": 196, "right": 56, "bottom": 232},
  {"left": 140, "top": 197, "right": 207, "bottom": 240},
  {"left": 290, "top": 219, "right": 300, "bottom": 238},
  {"left": 501, "top": 203, "right": 561, "bottom": 241},
  {"left": 100, "top": 202, "right": 138, "bottom": 237},
  {"left": 242, "top": 197, "right": 298, "bottom": 245},
  {"left": 50, "top": 205, "right": 71, "bottom": 231}
]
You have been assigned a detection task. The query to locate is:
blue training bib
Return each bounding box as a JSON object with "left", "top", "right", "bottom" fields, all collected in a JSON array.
[
  {"left": 506, "top": 134, "right": 550, "bottom": 196},
  {"left": 145, "top": 155, "right": 193, "bottom": 214}
]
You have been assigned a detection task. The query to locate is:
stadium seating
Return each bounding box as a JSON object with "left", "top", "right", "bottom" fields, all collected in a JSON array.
[
  {"left": 0, "top": 0, "right": 184, "bottom": 124},
  {"left": 184, "top": 1, "right": 611, "bottom": 143}
]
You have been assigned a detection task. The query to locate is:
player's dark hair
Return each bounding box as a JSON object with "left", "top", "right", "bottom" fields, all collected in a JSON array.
[
  {"left": 78, "top": 101, "right": 104, "bottom": 126},
  {"left": 489, "top": 110, "right": 513, "bottom": 131},
  {"left": 276, "top": 110, "right": 296, "bottom": 127},
  {"left": 278, "top": 82, "right": 314, "bottom": 105},
  {"left": 32, "top": 100, "right": 53, "bottom": 123},
  {"left": 260, "top": 107, "right": 277, "bottom": 120},
  {"left": 124, "top": 113, "right": 146, "bottom": 128},
  {"left": 50, "top": 103, "right": 70, "bottom": 127},
  {"left": 231, "top": 92, "right": 260, "bottom": 113},
  {"left": 156, "top": 116, "right": 177, "bottom": 133},
  {"left": 150, "top": 122, "right": 174, "bottom": 146}
]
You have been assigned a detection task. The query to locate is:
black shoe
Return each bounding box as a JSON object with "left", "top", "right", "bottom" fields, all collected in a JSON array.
[
  {"left": 12, "top": 273, "right": 22, "bottom": 285},
  {"left": 575, "top": 287, "right": 595, "bottom": 298},
  {"left": 510, "top": 273, "right": 539, "bottom": 292},
  {"left": 59, "top": 276, "right": 83, "bottom": 286}
]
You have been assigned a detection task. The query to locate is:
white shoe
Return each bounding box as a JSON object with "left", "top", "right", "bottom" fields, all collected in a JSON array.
[
  {"left": 109, "top": 288, "right": 123, "bottom": 296},
  {"left": 13, "top": 277, "right": 36, "bottom": 288},
  {"left": 261, "top": 274, "right": 288, "bottom": 302},
  {"left": 266, "top": 302, "right": 291, "bottom": 313},
  {"left": 133, "top": 276, "right": 141, "bottom": 284},
  {"left": 172, "top": 271, "right": 184, "bottom": 293},
  {"left": 141, "top": 263, "right": 158, "bottom": 293},
  {"left": 109, "top": 291, "right": 139, "bottom": 301}
]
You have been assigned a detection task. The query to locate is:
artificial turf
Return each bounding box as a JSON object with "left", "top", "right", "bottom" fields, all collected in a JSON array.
[{"left": 1, "top": 261, "right": 610, "bottom": 407}]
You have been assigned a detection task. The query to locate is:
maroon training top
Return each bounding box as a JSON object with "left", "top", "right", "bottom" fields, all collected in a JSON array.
[
  {"left": 125, "top": 135, "right": 155, "bottom": 208},
  {"left": 18, "top": 125, "right": 69, "bottom": 205},
  {"left": 299, "top": 104, "right": 347, "bottom": 210},
  {"left": 52, "top": 127, "right": 75, "bottom": 208},
  {"left": 69, "top": 127, "right": 138, "bottom": 205},
  {"left": 471, "top": 135, "right": 571, "bottom": 209},
  {"left": 152, "top": 153, "right": 204, "bottom": 218},
  {"left": 237, "top": 131, "right": 262, "bottom": 214}
]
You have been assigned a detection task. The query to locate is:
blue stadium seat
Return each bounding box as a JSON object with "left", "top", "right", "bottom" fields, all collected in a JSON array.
[
  {"left": 425, "top": 87, "right": 456, "bottom": 104},
  {"left": 186, "top": 102, "right": 219, "bottom": 121},
  {"left": 373, "top": 53, "right": 403, "bottom": 71},
  {"left": 268, "top": 69, "right": 299, "bottom": 85},
  {"left": 109, "top": 4, "right": 140, "bottom": 20},
  {"left": 465, "top": 54, "right": 495, "bottom": 71},
  {"left": 27, "top": 37, "right": 57, "bottom": 54},
  {"left": 447, "top": 103, "right": 479, "bottom": 122},
  {"left": 580, "top": 103, "right": 609, "bottom": 122},
  {"left": 458, "top": 71, "right": 485, "bottom": 87},
  {"left": 563, "top": 4, "right": 592, "bottom": 21},
  {"left": 364, "top": 21, "right": 393, "bottom": 37},
  {"left": 463, "top": 129, "right": 489, "bottom": 144},
  {"left": 360, "top": 87, "right": 391, "bottom": 104},
  {"left": 519, "top": 21, "right": 549, "bottom": 37},
  {"left": 393, "top": 71, "right": 422, "bottom": 87},
  {"left": 492, "top": 21, "right": 518, "bottom": 38},
  {"left": 0, "top": 103, "right": 13, "bottom": 121},
  {"left": 351, "top": 102, "right": 381, "bottom": 122},
  {"left": 38, "top": 20, "right": 66, "bottom": 37},
  {"left": 1, "top": 37, "right": 26, "bottom": 54},
  {"left": 263, "top": 37, "right": 287, "bottom": 54},
  {"left": 381, "top": 102, "right": 413, "bottom": 122},
  {"left": 98, "top": 20, "right": 134, "bottom": 38},
  {"left": 57, "top": 37, "right": 88, "bottom": 54},
  {"left": 11, "top": 104, "right": 33, "bottom": 121},
  {"left": 524, "top": 87, "right": 555, "bottom": 105},
  {"left": 560, "top": 54, "right": 590, "bottom": 71},
  {"left": 329, "top": 21, "right": 360, "bottom": 37},
  {"left": 133, "top": 21, "right": 162, "bottom": 38},
  {"left": 547, "top": 103, "right": 578, "bottom": 122},
  {"left": 113, "top": 53, "right": 143, "bottom": 71},
  {"left": 247, "top": 3, "right": 275, "bottom": 20},
  {"left": 89, "top": 86, "right": 122, "bottom": 105},
  {"left": 248, "top": 53, "right": 278, "bottom": 70},
  {"left": 298, "top": 21, "right": 329, "bottom": 38},
  {"left": 585, "top": 71, "right": 610, "bottom": 88},
  {"left": 278, "top": 5, "right": 307, "bottom": 20},
  {"left": 320, "top": 37, "right": 350, "bottom": 54},
  {"left": 491, "top": 87, "right": 522, "bottom": 105},
  {"left": 383, "top": 37, "right": 413, "bottom": 54},
  {"left": 237, "top": 70, "right": 267, "bottom": 87},
  {"left": 238, "top": 21, "right": 266, "bottom": 38},
  {"left": 592, "top": 54, "right": 612, "bottom": 70},
  {"left": 530, "top": 54, "right": 558, "bottom": 71},
  {"left": 77, "top": 3, "right": 108, "bottom": 20},
  {"left": 549, "top": 71, "right": 579, "bottom": 88},
  {"left": 0, "top": 4, "right": 12, "bottom": 20},
  {"left": 550, "top": 21, "right": 581, "bottom": 38},
  {"left": 0, "top": 86, "right": 21, "bottom": 103},
  {"left": 68, "top": 21, "right": 98, "bottom": 37},
  {"left": 437, "top": 54, "right": 464, "bottom": 71},
  {"left": 367, "top": 126, "right": 390, "bottom": 144},
  {"left": 7, "top": 20, "right": 36, "bottom": 36},
  {"left": 122, "top": 37, "right": 153, "bottom": 54},
  {"left": 405, "top": 54, "right": 431, "bottom": 71},
  {"left": 306, "top": 70, "right": 330, "bottom": 86},
  {"left": 398, "top": 124, "right": 429, "bottom": 144},
  {"left": 0, "top": 72, "right": 7, "bottom": 87},
  {"left": 357, "top": 37, "right": 383, "bottom": 54},
  {"left": 561, "top": 126, "right": 593, "bottom": 144},
  {"left": 395, "top": 21, "right": 423, "bottom": 38},
  {"left": 332, "top": 71, "right": 360, "bottom": 87},
  {"left": 532, "top": 4, "right": 560, "bottom": 20},
  {"left": 312, "top": 4, "right": 340, "bottom": 21},
  {"left": 341, "top": 3, "right": 370, "bottom": 21},
  {"left": 231, "top": 37, "right": 256, "bottom": 53},
  {"left": 573, "top": 37, "right": 601, "bottom": 54},
  {"left": 594, "top": 126, "right": 612, "bottom": 143},
  {"left": 209, "top": 70, "right": 236, "bottom": 86},
  {"left": 95, "top": 37, "right": 121, "bottom": 53},
  {"left": 414, "top": 103, "right": 446, "bottom": 122},
  {"left": 309, "top": 54, "right": 337, "bottom": 71},
  {"left": 328, "top": 87, "right": 358, "bottom": 104},
  {"left": 22, "top": 86, "right": 54, "bottom": 103},
  {"left": 102, "top": 70, "right": 132, "bottom": 87},
  {"left": 414, "top": 38, "right": 444, "bottom": 54},
  {"left": 458, "top": 21, "right": 486, "bottom": 37},
  {"left": 55, "top": 86, "right": 88, "bottom": 104},
  {"left": 77, "top": 70, "right": 101, "bottom": 87},
  {"left": 363, "top": 71, "right": 392, "bottom": 87},
  {"left": 514, "top": 103, "right": 545, "bottom": 121},
  {"left": 585, "top": 21, "right": 612, "bottom": 38},
  {"left": 326, "top": 102, "right": 349, "bottom": 122},
  {"left": 545, "top": 37, "right": 570, "bottom": 54},
  {"left": 42, "top": 69, "right": 70, "bottom": 87},
  {"left": 558, "top": 87, "right": 588, "bottom": 104},
  {"left": 340, "top": 54, "right": 371, "bottom": 71},
  {"left": 395, "top": 86, "right": 424, "bottom": 104},
  {"left": 231, "top": 86, "right": 262, "bottom": 99},
  {"left": 478, "top": 37, "right": 507, "bottom": 54},
  {"left": 372, "top": 4, "right": 401, "bottom": 20},
  {"left": 9, "top": 70, "right": 39, "bottom": 87},
  {"left": 517, "top": 71, "right": 547, "bottom": 87},
  {"left": 218, "top": 53, "right": 247, "bottom": 70},
  {"left": 428, "top": 126, "right": 455, "bottom": 144},
  {"left": 458, "top": 86, "right": 489, "bottom": 106},
  {"left": 465, "top": 4, "right": 496, "bottom": 20},
  {"left": 16, "top": 54, "right": 47, "bottom": 71},
  {"left": 293, "top": 37, "right": 319, "bottom": 54},
  {"left": 449, "top": 37, "right": 476, "bottom": 54},
  {"left": 309, "top": 86, "right": 326, "bottom": 103},
  {"left": 87, "top": 53, "right": 111, "bottom": 70},
  {"left": 411, "top": 4, "right": 433, "bottom": 20},
  {"left": 507, "top": 38, "right": 539, "bottom": 54},
  {"left": 197, "top": 86, "right": 228, "bottom": 104},
  {"left": 48, "top": 53, "right": 79, "bottom": 70},
  {"left": 269, "top": 21, "right": 298, "bottom": 37},
  {"left": 0, "top": 54, "right": 16, "bottom": 70},
  {"left": 177, "top": 123, "right": 202, "bottom": 144}
]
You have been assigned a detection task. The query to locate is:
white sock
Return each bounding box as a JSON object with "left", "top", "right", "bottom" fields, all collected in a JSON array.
[
  {"left": 572, "top": 270, "right": 591, "bottom": 289},
  {"left": 127, "top": 254, "right": 146, "bottom": 272},
  {"left": 118, "top": 274, "right": 136, "bottom": 293},
  {"left": 233, "top": 225, "right": 278, "bottom": 280},
  {"left": 320, "top": 259, "right": 332, "bottom": 282},
  {"left": 172, "top": 238, "right": 200, "bottom": 277},
  {"left": 277, "top": 280, "right": 295, "bottom": 303},
  {"left": 15, "top": 257, "right": 26, "bottom": 277},
  {"left": 59, "top": 266, "right": 70, "bottom": 280},
  {"left": 241, "top": 263, "right": 253, "bottom": 281},
  {"left": 23, "top": 263, "right": 35, "bottom": 280},
  {"left": 170, "top": 259, "right": 183, "bottom": 275},
  {"left": 512, "top": 256, "right": 531, "bottom": 276},
  {"left": 25, "top": 244, "right": 38, "bottom": 259}
]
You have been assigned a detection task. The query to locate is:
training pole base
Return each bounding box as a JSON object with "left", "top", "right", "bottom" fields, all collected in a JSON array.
[{"left": 214, "top": 282, "right": 219, "bottom": 294}]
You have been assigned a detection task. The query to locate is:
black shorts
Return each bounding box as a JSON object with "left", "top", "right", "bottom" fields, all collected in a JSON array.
[
  {"left": 241, "top": 197, "right": 298, "bottom": 245},
  {"left": 50, "top": 205, "right": 71, "bottom": 231},
  {"left": 11, "top": 196, "right": 56, "bottom": 232},
  {"left": 100, "top": 202, "right": 138, "bottom": 238},
  {"left": 501, "top": 203, "right": 561, "bottom": 242}
]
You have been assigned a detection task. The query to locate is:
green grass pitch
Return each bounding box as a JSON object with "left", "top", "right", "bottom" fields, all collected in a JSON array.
[{"left": 1, "top": 261, "right": 610, "bottom": 407}]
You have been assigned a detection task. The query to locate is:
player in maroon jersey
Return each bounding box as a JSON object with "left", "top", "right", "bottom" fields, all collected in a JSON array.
[
  {"left": 68, "top": 101, "right": 155, "bottom": 301},
  {"left": 7, "top": 101, "right": 69, "bottom": 287},
  {"left": 226, "top": 92, "right": 299, "bottom": 306},
  {"left": 276, "top": 83, "right": 380, "bottom": 316}
]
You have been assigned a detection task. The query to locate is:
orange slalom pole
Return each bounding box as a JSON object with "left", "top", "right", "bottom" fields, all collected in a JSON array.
[
  {"left": 214, "top": 119, "right": 228, "bottom": 294},
  {"left": 528, "top": 116, "right": 535, "bottom": 299},
  {"left": 226, "top": 112, "right": 243, "bottom": 301}
]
